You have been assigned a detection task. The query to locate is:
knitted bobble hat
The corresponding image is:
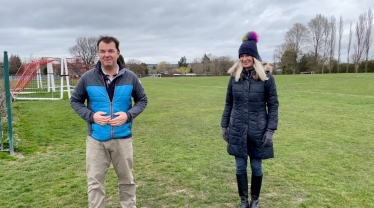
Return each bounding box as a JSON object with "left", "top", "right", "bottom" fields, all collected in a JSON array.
[{"left": 238, "top": 31, "right": 261, "bottom": 61}]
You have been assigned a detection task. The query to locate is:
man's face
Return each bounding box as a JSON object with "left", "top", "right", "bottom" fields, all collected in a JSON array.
[
  {"left": 239, "top": 54, "right": 254, "bottom": 69},
  {"left": 98, "top": 41, "right": 120, "bottom": 68}
]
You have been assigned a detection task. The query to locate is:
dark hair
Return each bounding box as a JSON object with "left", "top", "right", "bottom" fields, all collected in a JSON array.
[{"left": 97, "top": 36, "right": 120, "bottom": 51}]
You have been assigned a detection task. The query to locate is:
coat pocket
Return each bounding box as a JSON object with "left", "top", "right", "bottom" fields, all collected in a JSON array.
[{"left": 257, "top": 114, "right": 268, "bottom": 131}]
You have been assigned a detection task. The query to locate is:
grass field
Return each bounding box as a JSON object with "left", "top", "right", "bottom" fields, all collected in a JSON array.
[{"left": 0, "top": 73, "right": 373, "bottom": 207}]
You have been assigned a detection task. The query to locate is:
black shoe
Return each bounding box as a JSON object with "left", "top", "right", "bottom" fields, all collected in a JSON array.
[
  {"left": 239, "top": 196, "right": 250, "bottom": 208},
  {"left": 236, "top": 174, "right": 249, "bottom": 208},
  {"left": 249, "top": 195, "right": 259, "bottom": 208}
]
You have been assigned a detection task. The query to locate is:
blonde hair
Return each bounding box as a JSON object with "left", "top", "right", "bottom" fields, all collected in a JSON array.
[{"left": 228, "top": 58, "right": 269, "bottom": 82}]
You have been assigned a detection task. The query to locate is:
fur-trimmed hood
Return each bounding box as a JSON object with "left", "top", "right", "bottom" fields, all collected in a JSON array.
[{"left": 262, "top": 61, "right": 273, "bottom": 74}]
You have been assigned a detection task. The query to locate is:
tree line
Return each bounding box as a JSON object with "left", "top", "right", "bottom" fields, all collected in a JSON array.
[
  {"left": 274, "top": 8, "right": 373, "bottom": 74},
  {"left": 147, "top": 54, "right": 235, "bottom": 76},
  {"left": 1, "top": 50, "right": 235, "bottom": 76},
  {"left": 68, "top": 37, "right": 236, "bottom": 76}
]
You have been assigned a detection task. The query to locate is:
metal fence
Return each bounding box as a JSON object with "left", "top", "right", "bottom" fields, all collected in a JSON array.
[{"left": 1, "top": 51, "right": 14, "bottom": 154}]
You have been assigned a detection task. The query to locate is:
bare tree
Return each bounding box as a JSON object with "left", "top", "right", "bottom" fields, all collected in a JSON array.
[
  {"left": 273, "top": 45, "right": 282, "bottom": 72},
  {"left": 274, "top": 45, "right": 283, "bottom": 61},
  {"left": 23, "top": 53, "right": 38, "bottom": 63},
  {"left": 308, "top": 14, "right": 328, "bottom": 71},
  {"left": 69, "top": 37, "right": 98, "bottom": 67},
  {"left": 210, "top": 55, "right": 220, "bottom": 76},
  {"left": 190, "top": 58, "right": 203, "bottom": 74},
  {"left": 328, "top": 16, "right": 336, "bottom": 73},
  {"left": 352, "top": 13, "right": 367, "bottom": 73},
  {"left": 347, "top": 22, "right": 352, "bottom": 73},
  {"left": 284, "top": 23, "right": 310, "bottom": 74},
  {"left": 273, "top": 51, "right": 277, "bottom": 73},
  {"left": 126, "top": 59, "right": 146, "bottom": 75},
  {"left": 156, "top": 61, "right": 172, "bottom": 74},
  {"left": 320, "top": 19, "right": 332, "bottom": 74},
  {"left": 364, "top": 8, "right": 373, "bottom": 73},
  {"left": 208, "top": 55, "right": 232, "bottom": 76},
  {"left": 127, "top": 59, "right": 141, "bottom": 65},
  {"left": 213, "top": 56, "right": 234, "bottom": 76},
  {"left": 337, "top": 16, "right": 344, "bottom": 73}
]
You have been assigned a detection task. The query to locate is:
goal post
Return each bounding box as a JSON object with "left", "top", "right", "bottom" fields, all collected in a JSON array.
[
  {"left": 60, "top": 58, "right": 71, "bottom": 99},
  {"left": 11, "top": 58, "right": 72, "bottom": 101}
]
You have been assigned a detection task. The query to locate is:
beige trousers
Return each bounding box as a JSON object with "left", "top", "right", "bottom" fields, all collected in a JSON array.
[{"left": 86, "top": 135, "right": 136, "bottom": 208}]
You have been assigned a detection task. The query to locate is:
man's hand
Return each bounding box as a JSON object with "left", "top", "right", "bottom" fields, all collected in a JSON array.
[
  {"left": 93, "top": 111, "right": 111, "bottom": 126},
  {"left": 108, "top": 112, "right": 128, "bottom": 126},
  {"left": 262, "top": 129, "right": 274, "bottom": 146},
  {"left": 221, "top": 128, "right": 229, "bottom": 143}
]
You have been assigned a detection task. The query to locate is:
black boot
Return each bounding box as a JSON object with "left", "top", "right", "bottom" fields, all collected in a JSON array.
[
  {"left": 236, "top": 174, "right": 249, "bottom": 208},
  {"left": 249, "top": 175, "right": 262, "bottom": 208}
]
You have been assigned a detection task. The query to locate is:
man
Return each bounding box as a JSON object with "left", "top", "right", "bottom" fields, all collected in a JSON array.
[{"left": 70, "top": 36, "right": 148, "bottom": 208}]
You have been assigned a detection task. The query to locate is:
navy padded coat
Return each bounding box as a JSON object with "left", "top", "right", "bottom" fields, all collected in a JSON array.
[{"left": 221, "top": 70, "right": 279, "bottom": 159}]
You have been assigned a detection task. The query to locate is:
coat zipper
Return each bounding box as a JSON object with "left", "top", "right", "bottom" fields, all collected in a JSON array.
[
  {"left": 110, "top": 86, "right": 117, "bottom": 138},
  {"left": 101, "top": 73, "right": 115, "bottom": 139}
]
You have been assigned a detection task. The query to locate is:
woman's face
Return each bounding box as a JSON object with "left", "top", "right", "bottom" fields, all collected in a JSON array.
[{"left": 239, "top": 54, "right": 254, "bottom": 69}]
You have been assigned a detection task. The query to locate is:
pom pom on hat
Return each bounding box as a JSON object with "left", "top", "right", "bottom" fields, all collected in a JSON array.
[
  {"left": 238, "top": 31, "right": 261, "bottom": 61},
  {"left": 242, "top": 31, "right": 259, "bottom": 43}
]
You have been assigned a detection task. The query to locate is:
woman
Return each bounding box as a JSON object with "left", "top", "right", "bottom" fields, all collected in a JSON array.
[{"left": 221, "top": 31, "right": 279, "bottom": 208}]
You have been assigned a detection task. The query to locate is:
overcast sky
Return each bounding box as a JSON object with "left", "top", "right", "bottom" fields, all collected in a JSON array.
[{"left": 0, "top": 0, "right": 373, "bottom": 64}]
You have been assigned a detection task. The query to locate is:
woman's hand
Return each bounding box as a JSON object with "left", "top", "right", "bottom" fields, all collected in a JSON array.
[
  {"left": 262, "top": 129, "right": 274, "bottom": 146},
  {"left": 221, "top": 128, "right": 229, "bottom": 143}
]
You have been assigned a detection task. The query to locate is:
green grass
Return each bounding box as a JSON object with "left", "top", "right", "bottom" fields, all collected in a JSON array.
[{"left": 1, "top": 73, "right": 373, "bottom": 207}]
